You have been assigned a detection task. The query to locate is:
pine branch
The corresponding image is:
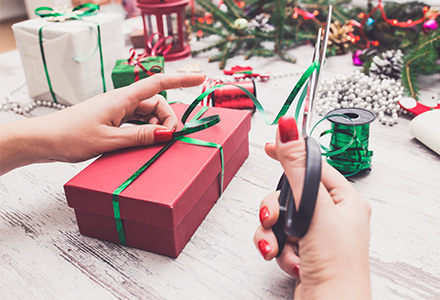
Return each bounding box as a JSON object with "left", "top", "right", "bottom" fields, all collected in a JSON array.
[
  {"left": 244, "top": 40, "right": 260, "bottom": 60},
  {"left": 223, "top": 0, "right": 244, "bottom": 19},
  {"left": 403, "top": 51, "right": 429, "bottom": 99},
  {"left": 196, "top": 0, "right": 236, "bottom": 31},
  {"left": 273, "top": 0, "right": 287, "bottom": 55},
  {"left": 191, "top": 38, "right": 228, "bottom": 56},
  {"left": 219, "top": 41, "right": 233, "bottom": 69},
  {"left": 193, "top": 23, "right": 226, "bottom": 36}
]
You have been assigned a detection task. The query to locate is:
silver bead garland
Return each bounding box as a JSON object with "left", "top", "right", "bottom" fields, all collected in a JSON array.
[
  {"left": 1, "top": 80, "right": 68, "bottom": 115},
  {"left": 315, "top": 70, "right": 404, "bottom": 126},
  {"left": 219, "top": 69, "right": 302, "bottom": 83}
]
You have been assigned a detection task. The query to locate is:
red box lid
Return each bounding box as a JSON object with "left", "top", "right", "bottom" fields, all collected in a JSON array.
[{"left": 64, "top": 104, "right": 251, "bottom": 230}]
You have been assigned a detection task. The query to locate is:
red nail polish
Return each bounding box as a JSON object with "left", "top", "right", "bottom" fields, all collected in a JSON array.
[
  {"left": 259, "top": 206, "right": 270, "bottom": 224},
  {"left": 258, "top": 239, "right": 272, "bottom": 259},
  {"left": 153, "top": 129, "right": 173, "bottom": 143},
  {"left": 278, "top": 116, "right": 298, "bottom": 143},
  {"left": 292, "top": 264, "right": 300, "bottom": 278}
]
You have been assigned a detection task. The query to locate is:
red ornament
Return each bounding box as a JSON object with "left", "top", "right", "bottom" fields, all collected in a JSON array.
[
  {"left": 423, "top": 19, "right": 438, "bottom": 33},
  {"left": 136, "top": 0, "right": 191, "bottom": 61}
]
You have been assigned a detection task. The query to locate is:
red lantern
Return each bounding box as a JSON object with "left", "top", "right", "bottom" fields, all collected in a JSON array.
[{"left": 136, "top": 0, "right": 191, "bottom": 61}]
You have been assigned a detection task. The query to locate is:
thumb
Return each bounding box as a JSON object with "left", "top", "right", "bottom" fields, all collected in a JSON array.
[
  {"left": 276, "top": 116, "right": 335, "bottom": 213},
  {"left": 275, "top": 116, "right": 307, "bottom": 208},
  {"left": 109, "top": 124, "right": 174, "bottom": 149}
]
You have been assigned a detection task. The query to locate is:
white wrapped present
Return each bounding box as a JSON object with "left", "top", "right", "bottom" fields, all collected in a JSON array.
[{"left": 12, "top": 10, "right": 125, "bottom": 105}]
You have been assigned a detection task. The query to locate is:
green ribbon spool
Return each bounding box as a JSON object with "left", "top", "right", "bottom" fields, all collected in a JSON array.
[
  {"left": 110, "top": 60, "right": 321, "bottom": 246},
  {"left": 36, "top": 4, "right": 105, "bottom": 104},
  {"left": 318, "top": 108, "right": 376, "bottom": 177}
]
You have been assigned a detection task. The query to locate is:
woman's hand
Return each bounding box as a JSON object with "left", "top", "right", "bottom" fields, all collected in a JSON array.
[
  {"left": 253, "top": 116, "right": 371, "bottom": 300},
  {"left": 0, "top": 73, "right": 205, "bottom": 175}
]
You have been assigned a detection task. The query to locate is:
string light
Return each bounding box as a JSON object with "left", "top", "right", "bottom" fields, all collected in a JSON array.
[
  {"left": 293, "top": 7, "right": 317, "bottom": 20},
  {"left": 351, "top": 0, "right": 440, "bottom": 47}
]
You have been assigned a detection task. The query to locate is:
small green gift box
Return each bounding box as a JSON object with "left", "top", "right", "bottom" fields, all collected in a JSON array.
[{"left": 111, "top": 55, "right": 166, "bottom": 98}]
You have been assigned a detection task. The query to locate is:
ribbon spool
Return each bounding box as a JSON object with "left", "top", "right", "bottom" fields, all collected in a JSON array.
[
  {"left": 324, "top": 108, "right": 376, "bottom": 176},
  {"left": 210, "top": 80, "right": 257, "bottom": 112}
]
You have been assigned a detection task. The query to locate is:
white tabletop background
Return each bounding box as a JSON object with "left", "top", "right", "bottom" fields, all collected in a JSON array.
[{"left": 0, "top": 34, "right": 439, "bottom": 299}]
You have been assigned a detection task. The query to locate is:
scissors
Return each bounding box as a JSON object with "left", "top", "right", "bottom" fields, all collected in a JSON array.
[{"left": 272, "top": 6, "right": 332, "bottom": 256}]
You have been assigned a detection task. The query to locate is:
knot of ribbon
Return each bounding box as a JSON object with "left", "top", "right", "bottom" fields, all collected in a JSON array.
[
  {"left": 35, "top": 3, "right": 99, "bottom": 22},
  {"left": 126, "top": 48, "right": 163, "bottom": 81},
  {"left": 146, "top": 33, "right": 174, "bottom": 57}
]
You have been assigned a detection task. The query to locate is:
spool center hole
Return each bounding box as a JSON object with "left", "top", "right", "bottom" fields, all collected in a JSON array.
[{"left": 344, "top": 112, "right": 359, "bottom": 119}]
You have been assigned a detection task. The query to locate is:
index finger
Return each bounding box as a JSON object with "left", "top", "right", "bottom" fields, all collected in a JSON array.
[{"left": 117, "top": 73, "right": 206, "bottom": 104}]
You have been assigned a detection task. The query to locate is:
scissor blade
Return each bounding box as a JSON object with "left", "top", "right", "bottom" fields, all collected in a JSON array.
[
  {"left": 302, "top": 29, "right": 321, "bottom": 136},
  {"left": 306, "top": 5, "right": 333, "bottom": 134}
]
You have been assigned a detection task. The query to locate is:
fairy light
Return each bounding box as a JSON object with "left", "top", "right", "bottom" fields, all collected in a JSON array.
[
  {"left": 238, "top": 1, "right": 245, "bottom": 8},
  {"left": 198, "top": 17, "right": 204, "bottom": 23},
  {"left": 350, "top": 0, "right": 440, "bottom": 48},
  {"left": 313, "top": 10, "right": 319, "bottom": 16},
  {"left": 292, "top": 13, "right": 298, "bottom": 19}
]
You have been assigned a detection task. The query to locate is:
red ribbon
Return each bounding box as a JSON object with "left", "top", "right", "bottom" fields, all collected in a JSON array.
[
  {"left": 146, "top": 33, "right": 173, "bottom": 57},
  {"left": 201, "top": 79, "right": 256, "bottom": 110},
  {"left": 201, "top": 79, "right": 220, "bottom": 106},
  {"left": 126, "top": 48, "right": 163, "bottom": 82}
]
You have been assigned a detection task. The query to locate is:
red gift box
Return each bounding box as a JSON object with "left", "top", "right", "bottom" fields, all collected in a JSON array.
[{"left": 64, "top": 104, "right": 251, "bottom": 258}]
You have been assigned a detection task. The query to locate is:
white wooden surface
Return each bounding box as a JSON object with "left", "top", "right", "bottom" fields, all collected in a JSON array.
[{"left": 1, "top": 43, "right": 440, "bottom": 299}]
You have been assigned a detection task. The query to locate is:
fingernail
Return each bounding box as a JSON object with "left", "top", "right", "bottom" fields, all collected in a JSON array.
[
  {"left": 257, "top": 239, "right": 272, "bottom": 259},
  {"left": 292, "top": 264, "right": 300, "bottom": 278},
  {"left": 259, "top": 206, "right": 270, "bottom": 224},
  {"left": 265, "top": 142, "right": 274, "bottom": 147},
  {"left": 278, "top": 116, "right": 298, "bottom": 143},
  {"left": 153, "top": 129, "right": 173, "bottom": 143}
]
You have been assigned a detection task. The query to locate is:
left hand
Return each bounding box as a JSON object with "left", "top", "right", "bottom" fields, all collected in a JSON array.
[{"left": 0, "top": 73, "right": 205, "bottom": 172}]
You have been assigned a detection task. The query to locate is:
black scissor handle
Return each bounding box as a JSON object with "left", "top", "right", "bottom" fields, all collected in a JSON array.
[{"left": 273, "top": 137, "right": 322, "bottom": 257}]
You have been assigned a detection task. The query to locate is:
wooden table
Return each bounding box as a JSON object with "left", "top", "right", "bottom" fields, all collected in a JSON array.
[{"left": 1, "top": 44, "right": 439, "bottom": 299}]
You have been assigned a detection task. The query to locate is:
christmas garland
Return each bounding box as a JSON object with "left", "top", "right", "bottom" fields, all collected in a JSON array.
[{"left": 189, "top": 0, "right": 440, "bottom": 99}]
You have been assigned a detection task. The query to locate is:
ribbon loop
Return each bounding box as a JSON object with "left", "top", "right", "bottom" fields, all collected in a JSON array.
[
  {"left": 126, "top": 48, "right": 163, "bottom": 79},
  {"left": 146, "top": 33, "right": 174, "bottom": 57},
  {"left": 35, "top": 3, "right": 99, "bottom": 21}
]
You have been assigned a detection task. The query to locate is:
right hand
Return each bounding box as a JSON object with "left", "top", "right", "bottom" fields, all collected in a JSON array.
[{"left": 253, "top": 116, "right": 372, "bottom": 300}]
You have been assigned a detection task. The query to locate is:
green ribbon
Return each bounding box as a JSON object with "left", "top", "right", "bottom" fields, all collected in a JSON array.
[
  {"left": 310, "top": 113, "right": 373, "bottom": 177},
  {"left": 111, "top": 60, "right": 321, "bottom": 245},
  {"left": 112, "top": 106, "right": 223, "bottom": 245},
  {"left": 36, "top": 4, "right": 105, "bottom": 104},
  {"left": 183, "top": 60, "right": 319, "bottom": 126}
]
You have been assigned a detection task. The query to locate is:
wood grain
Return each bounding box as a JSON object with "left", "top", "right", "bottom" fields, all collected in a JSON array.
[{"left": 1, "top": 43, "right": 439, "bottom": 299}]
